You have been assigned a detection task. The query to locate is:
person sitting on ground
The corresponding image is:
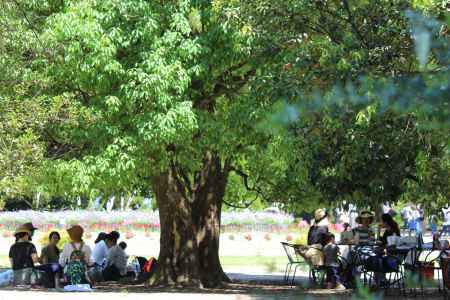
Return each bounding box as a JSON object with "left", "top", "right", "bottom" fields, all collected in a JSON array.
[
  {"left": 323, "top": 233, "right": 345, "bottom": 290},
  {"left": 118, "top": 241, "right": 127, "bottom": 251},
  {"left": 40, "top": 231, "right": 61, "bottom": 264},
  {"left": 59, "top": 225, "right": 92, "bottom": 285},
  {"left": 9, "top": 225, "right": 39, "bottom": 286},
  {"left": 91, "top": 232, "right": 108, "bottom": 267},
  {"left": 102, "top": 233, "right": 128, "bottom": 281},
  {"left": 36, "top": 231, "right": 63, "bottom": 288},
  {"left": 379, "top": 213, "right": 400, "bottom": 246},
  {"left": 307, "top": 208, "right": 329, "bottom": 246},
  {"left": 15, "top": 222, "right": 38, "bottom": 242},
  {"left": 353, "top": 211, "right": 375, "bottom": 244}
]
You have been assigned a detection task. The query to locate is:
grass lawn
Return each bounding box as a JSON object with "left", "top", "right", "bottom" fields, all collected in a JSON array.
[
  {"left": 0, "top": 254, "right": 290, "bottom": 273},
  {"left": 220, "top": 255, "right": 289, "bottom": 273}
]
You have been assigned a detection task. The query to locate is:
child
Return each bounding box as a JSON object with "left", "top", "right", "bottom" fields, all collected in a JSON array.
[
  {"left": 118, "top": 242, "right": 127, "bottom": 251},
  {"left": 323, "top": 233, "right": 345, "bottom": 289}
]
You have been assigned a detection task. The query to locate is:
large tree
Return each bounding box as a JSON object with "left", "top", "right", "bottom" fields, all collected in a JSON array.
[{"left": 1, "top": 0, "right": 270, "bottom": 287}]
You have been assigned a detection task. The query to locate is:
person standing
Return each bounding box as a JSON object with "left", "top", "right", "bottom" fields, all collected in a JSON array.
[
  {"left": 323, "top": 233, "right": 345, "bottom": 290},
  {"left": 348, "top": 204, "right": 358, "bottom": 229},
  {"left": 401, "top": 205, "right": 413, "bottom": 230},
  {"left": 443, "top": 205, "right": 450, "bottom": 234}
]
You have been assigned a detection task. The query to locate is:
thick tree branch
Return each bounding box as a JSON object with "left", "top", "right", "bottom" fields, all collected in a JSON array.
[
  {"left": 342, "top": 0, "right": 369, "bottom": 48},
  {"left": 229, "top": 166, "right": 271, "bottom": 202},
  {"left": 223, "top": 195, "right": 258, "bottom": 209}
]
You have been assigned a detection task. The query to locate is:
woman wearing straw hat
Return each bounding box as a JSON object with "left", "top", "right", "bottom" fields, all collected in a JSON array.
[
  {"left": 59, "top": 225, "right": 93, "bottom": 267},
  {"left": 9, "top": 225, "right": 39, "bottom": 285},
  {"left": 59, "top": 225, "right": 93, "bottom": 285},
  {"left": 307, "top": 208, "right": 330, "bottom": 246},
  {"left": 353, "top": 211, "right": 375, "bottom": 244}
]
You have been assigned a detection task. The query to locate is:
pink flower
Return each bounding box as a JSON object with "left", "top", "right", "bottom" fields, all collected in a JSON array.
[{"left": 297, "top": 220, "right": 309, "bottom": 229}]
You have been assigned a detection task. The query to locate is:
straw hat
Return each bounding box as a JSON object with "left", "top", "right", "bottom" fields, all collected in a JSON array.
[
  {"left": 14, "top": 225, "right": 31, "bottom": 236},
  {"left": 67, "top": 225, "right": 84, "bottom": 242},
  {"left": 356, "top": 211, "right": 375, "bottom": 224},
  {"left": 22, "top": 222, "right": 38, "bottom": 231}
]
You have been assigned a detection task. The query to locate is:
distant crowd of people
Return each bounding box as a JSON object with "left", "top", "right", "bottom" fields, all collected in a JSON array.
[
  {"left": 8, "top": 222, "right": 133, "bottom": 288},
  {"left": 301, "top": 206, "right": 450, "bottom": 290},
  {"left": 319, "top": 202, "right": 450, "bottom": 235}
]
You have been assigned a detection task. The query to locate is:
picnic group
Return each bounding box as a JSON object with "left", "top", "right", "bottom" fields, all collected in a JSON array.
[
  {"left": 2, "top": 223, "right": 156, "bottom": 290},
  {"left": 296, "top": 207, "right": 450, "bottom": 290}
]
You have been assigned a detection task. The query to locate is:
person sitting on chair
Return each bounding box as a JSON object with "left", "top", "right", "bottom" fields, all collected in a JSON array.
[
  {"left": 307, "top": 209, "right": 329, "bottom": 246},
  {"left": 353, "top": 211, "right": 375, "bottom": 244},
  {"left": 379, "top": 213, "right": 400, "bottom": 246}
]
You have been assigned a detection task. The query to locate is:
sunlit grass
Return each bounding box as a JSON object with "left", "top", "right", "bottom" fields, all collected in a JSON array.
[{"left": 0, "top": 255, "right": 293, "bottom": 273}]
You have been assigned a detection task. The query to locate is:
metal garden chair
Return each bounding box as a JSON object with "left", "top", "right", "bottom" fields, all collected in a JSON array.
[{"left": 281, "top": 242, "right": 308, "bottom": 285}]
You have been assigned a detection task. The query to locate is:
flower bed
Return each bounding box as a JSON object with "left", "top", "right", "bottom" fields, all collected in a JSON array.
[{"left": 0, "top": 210, "right": 298, "bottom": 233}]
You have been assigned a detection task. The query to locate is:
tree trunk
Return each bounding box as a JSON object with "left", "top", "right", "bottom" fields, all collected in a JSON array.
[
  {"left": 192, "top": 153, "right": 230, "bottom": 287},
  {"left": 151, "top": 152, "right": 230, "bottom": 287}
]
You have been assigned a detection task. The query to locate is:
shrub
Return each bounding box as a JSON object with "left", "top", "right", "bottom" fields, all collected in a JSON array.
[
  {"left": 228, "top": 234, "right": 235, "bottom": 241},
  {"left": 244, "top": 233, "right": 252, "bottom": 241},
  {"left": 264, "top": 233, "right": 271, "bottom": 241}
]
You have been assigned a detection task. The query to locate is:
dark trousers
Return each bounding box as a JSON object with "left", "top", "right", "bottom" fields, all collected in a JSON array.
[
  {"left": 326, "top": 266, "right": 340, "bottom": 284},
  {"left": 35, "top": 263, "right": 62, "bottom": 288},
  {"left": 102, "top": 265, "right": 122, "bottom": 281}
]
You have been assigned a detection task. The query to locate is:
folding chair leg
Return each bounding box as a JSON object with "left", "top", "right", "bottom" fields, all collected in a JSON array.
[
  {"left": 291, "top": 264, "right": 299, "bottom": 286},
  {"left": 284, "top": 263, "right": 291, "bottom": 282}
]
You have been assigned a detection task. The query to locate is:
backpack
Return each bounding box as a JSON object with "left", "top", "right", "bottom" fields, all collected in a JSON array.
[
  {"left": 65, "top": 243, "right": 87, "bottom": 285},
  {"left": 136, "top": 257, "right": 158, "bottom": 283}
]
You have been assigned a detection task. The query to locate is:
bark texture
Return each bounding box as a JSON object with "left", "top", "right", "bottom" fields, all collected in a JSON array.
[{"left": 151, "top": 152, "right": 230, "bottom": 287}]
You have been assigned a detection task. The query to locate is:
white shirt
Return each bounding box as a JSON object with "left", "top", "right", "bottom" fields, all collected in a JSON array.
[
  {"left": 59, "top": 242, "right": 92, "bottom": 267},
  {"left": 105, "top": 245, "right": 127, "bottom": 276},
  {"left": 443, "top": 207, "right": 450, "bottom": 225},
  {"left": 91, "top": 240, "right": 108, "bottom": 266}
]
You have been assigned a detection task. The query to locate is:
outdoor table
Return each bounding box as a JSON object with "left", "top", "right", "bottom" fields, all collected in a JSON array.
[
  {"left": 338, "top": 243, "right": 355, "bottom": 260},
  {"left": 387, "top": 245, "right": 415, "bottom": 257}
]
